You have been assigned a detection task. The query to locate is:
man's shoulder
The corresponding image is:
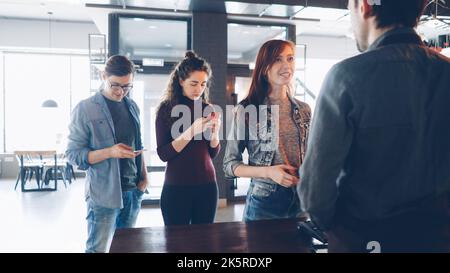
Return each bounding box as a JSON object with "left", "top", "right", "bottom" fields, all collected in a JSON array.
[
  {"left": 335, "top": 44, "right": 450, "bottom": 73},
  {"left": 73, "top": 96, "right": 91, "bottom": 110},
  {"left": 332, "top": 45, "right": 450, "bottom": 85},
  {"left": 72, "top": 93, "right": 102, "bottom": 118},
  {"left": 325, "top": 48, "right": 399, "bottom": 88},
  {"left": 332, "top": 51, "right": 379, "bottom": 74}
]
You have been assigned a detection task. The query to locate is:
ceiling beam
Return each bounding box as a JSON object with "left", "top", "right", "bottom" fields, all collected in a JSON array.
[
  {"left": 208, "top": 0, "right": 348, "bottom": 9},
  {"left": 85, "top": 0, "right": 450, "bottom": 17}
]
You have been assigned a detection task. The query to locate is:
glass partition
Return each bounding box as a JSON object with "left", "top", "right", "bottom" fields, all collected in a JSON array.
[{"left": 228, "top": 23, "right": 288, "bottom": 64}]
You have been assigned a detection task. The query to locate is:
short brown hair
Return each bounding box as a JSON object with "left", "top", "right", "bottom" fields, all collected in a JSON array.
[
  {"left": 355, "top": 0, "right": 427, "bottom": 28},
  {"left": 105, "top": 55, "right": 135, "bottom": 77}
]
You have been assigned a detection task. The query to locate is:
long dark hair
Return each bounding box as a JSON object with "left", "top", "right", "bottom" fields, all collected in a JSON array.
[
  {"left": 156, "top": 51, "right": 212, "bottom": 119},
  {"left": 241, "top": 39, "right": 295, "bottom": 107}
]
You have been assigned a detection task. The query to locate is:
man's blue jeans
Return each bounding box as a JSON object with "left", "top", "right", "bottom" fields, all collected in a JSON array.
[
  {"left": 243, "top": 181, "right": 301, "bottom": 222},
  {"left": 85, "top": 188, "right": 144, "bottom": 253}
]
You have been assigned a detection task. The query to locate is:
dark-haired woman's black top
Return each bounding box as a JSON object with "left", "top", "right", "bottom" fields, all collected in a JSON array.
[{"left": 155, "top": 95, "right": 220, "bottom": 185}]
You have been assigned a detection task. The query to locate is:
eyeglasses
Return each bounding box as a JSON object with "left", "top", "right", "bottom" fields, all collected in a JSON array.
[{"left": 106, "top": 80, "right": 133, "bottom": 93}]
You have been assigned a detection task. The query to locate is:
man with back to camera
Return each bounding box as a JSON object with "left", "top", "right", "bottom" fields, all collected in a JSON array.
[
  {"left": 298, "top": 0, "right": 450, "bottom": 252},
  {"left": 66, "top": 55, "right": 148, "bottom": 252}
]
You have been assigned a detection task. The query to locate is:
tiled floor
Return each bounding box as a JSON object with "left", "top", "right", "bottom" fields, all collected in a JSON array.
[{"left": 0, "top": 178, "right": 245, "bottom": 253}]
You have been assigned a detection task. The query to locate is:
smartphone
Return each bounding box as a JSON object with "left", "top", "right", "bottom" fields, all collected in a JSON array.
[
  {"left": 297, "top": 220, "right": 328, "bottom": 244},
  {"left": 133, "top": 149, "right": 147, "bottom": 154}
]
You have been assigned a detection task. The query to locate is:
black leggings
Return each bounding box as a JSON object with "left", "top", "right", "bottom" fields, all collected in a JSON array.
[{"left": 160, "top": 183, "right": 218, "bottom": 226}]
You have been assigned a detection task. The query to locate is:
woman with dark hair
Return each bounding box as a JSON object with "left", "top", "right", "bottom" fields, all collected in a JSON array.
[
  {"left": 223, "top": 40, "right": 311, "bottom": 221},
  {"left": 66, "top": 55, "right": 148, "bottom": 252},
  {"left": 155, "top": 51, "right": 221, "bottom": 226}
]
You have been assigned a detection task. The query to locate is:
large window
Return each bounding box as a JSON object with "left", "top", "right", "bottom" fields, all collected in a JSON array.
[
  {"left": 1, "top": 50, "right": 171, "bottom": 200},
  {"left": 2, "top": 52, "right": 90, "bottom": 152}
]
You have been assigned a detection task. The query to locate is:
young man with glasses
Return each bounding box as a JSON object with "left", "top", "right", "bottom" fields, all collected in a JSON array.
[{"left": 66, "top": 55, "right": 148, "bottom": 253}]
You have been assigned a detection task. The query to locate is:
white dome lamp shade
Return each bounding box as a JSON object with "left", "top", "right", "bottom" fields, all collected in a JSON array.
[{"left": 41, "top": 99, "right": 58, "bottom": 108}]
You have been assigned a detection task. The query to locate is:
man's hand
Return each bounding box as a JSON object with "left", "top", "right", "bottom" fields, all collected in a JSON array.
[
  {"left": 108, "top": 143, "right": 137, "bottom": 159},
  {"left": 137, "top": 179, "right": 148, "bottom": 193}
]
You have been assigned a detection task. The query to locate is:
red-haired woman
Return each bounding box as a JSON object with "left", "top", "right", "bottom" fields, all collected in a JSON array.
[{"left": 223, "top": 40, "right": 311, "bottom": 221}]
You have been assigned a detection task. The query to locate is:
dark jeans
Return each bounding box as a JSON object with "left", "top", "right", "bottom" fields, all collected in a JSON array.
[{"left": 160, "top": 183, "right": 218, "bottom": 226}]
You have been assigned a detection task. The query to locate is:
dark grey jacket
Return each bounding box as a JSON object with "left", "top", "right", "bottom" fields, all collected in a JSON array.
[{"left": 299, "top": 28, "right": 450, "bottom": 230}]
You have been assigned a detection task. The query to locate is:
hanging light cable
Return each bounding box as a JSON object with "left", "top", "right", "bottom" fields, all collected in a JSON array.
[{"left": 47, "top": 11, "right": 53, "bottom": 50}]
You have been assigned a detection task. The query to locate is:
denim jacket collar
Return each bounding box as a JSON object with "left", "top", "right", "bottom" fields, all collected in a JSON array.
[
  {"left": 262, "top": 91, "right": 302, "bottom": 125},
  {"left": 287, "top": 92, "right": 301, "bottom": 115},
  {"left": 92, "top": 90, "right": 133, "bottom": 107}
]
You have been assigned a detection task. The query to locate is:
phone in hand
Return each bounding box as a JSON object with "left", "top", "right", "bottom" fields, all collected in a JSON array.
[
  {"left": 133, "top": 149, "right": 147, "bottom": 154},
  {"left": 205, "top": 111, "right": 217, "bottom": 120}
]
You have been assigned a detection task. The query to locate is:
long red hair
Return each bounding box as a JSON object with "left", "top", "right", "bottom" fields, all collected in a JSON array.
[{"left": 241, "top": 39, "right": 295, "bottom": 107}]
